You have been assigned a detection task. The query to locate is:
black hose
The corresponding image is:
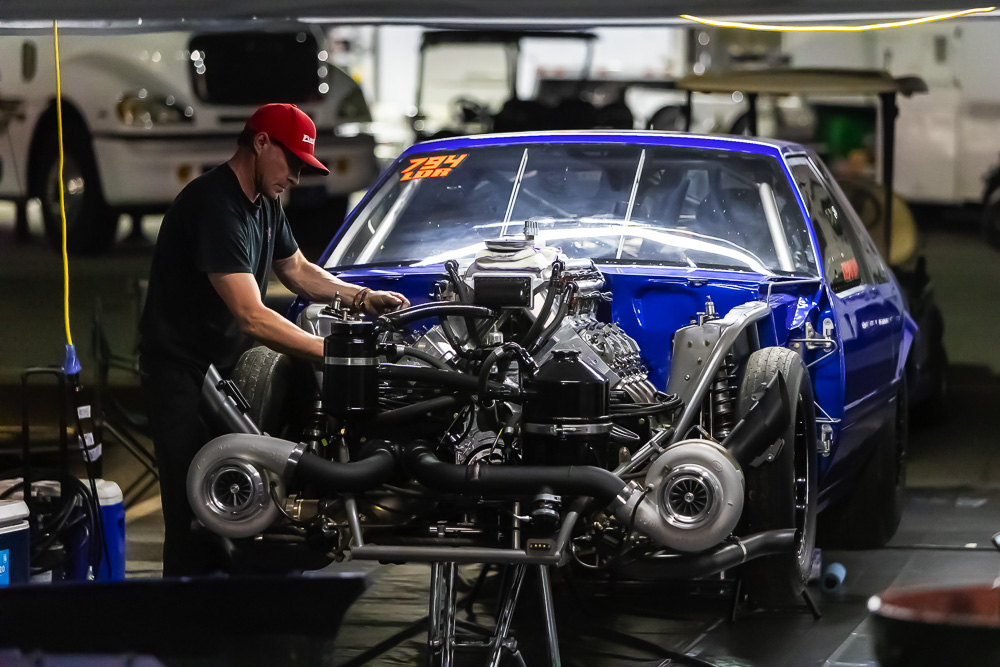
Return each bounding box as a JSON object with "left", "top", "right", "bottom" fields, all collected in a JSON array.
[
  {"left": 405, "top": 444, "right": 626, "bottom": 504},
  {"left": 477, "top": 342, "right": 536, "bottom": 403},
  {"left": 519, "top": 261, "right": 562, "bottom": 351},
  {"left": 612, "top": 529, "right": 797, "bottom": 580},
  {"left": 290, "top": 446, "right": 398, "bottom": 495},
  {"left": 3, "top": 471, "right": 99, "bottom": 572},
  {"left": 445, "top": 259, "right": 472, "bottom": 301},
  {"left": 610, "top": 395, "right": 683, "bottom": 418},
  {"left": 379, "top": 364, "right": 511, "bottom": 397},
  {"left": 381, "top": 344, "right": 453, "bottom": 371},
  {"left": 438, "top": 316, "right": 473, "bottom": 359},
  {"left": 378, "top": 303, "right": 498, "bottom": 330},
  {"left": 376, "top": 396, "right": 465, "bottom": 424},
  {"left": 610, "top": 425, "right": 642, "bottom": 444},
  {"left": 32, "top": 509, "right": 87, "bottom": 557},
  {"left": 529, "top": 284, "right": 576, "bottom": 354},
  {"left": 443, "top": 259, "right": 488, "bottom": 347}
]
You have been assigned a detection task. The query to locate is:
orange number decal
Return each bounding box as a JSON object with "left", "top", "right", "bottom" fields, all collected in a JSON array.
[
  {"left": 400, "top": 154, "right": 467, "bottom": 181},
  {"left": 400, "top": 157, "right": 428, "bottom": 181}
]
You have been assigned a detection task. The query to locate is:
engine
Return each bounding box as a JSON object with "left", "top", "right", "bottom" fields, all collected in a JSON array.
[{"left": 188, "top": 225, "right": 794, "bottom": 573}]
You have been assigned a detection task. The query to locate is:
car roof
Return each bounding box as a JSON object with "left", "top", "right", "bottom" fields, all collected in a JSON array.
[
  {"left": 405, "top": 130, "right": 808, "bottom": 160},
  {"left": 676, "top": 68, "right": 928, "bottom": 97}
]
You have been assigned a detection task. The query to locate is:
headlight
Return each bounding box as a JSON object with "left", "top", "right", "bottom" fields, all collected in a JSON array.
[
  {"left": 337, "top": 87, "right": 372, "bottom": 123},
  {"left": 116, "top": 92, "right": 193, "bottom": 128}
]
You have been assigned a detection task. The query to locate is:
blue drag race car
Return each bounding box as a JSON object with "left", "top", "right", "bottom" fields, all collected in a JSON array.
[{"left": 190, "top": 131, "right": 914, "bottom": 659}]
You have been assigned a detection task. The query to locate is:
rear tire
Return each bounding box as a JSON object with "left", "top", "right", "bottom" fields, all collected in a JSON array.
[
  {"left": 736, "top": 347, "right": 818, "bottom": 607},
  {"left": 34, "top": 117, "right": 119, "bottom": 255},
  {"left": 819, "top": 379, "right": 908, "bottom": 549}
]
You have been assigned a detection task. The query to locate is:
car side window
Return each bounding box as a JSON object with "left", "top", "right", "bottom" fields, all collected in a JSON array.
[
  {"left": 814, "top": 158, "right": 891, "bottom": 285},
  {"left": 789, "top": 159, "right": 868, "bottom": 293}
]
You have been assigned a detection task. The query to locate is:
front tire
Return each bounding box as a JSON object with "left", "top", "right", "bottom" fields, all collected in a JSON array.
[
  {"left": 34, "top": 117, "right": 119, "bottom": 255},
  {"left": 736, "top": 347, "right": 818, "bottom": 607},
  {"left": 231, "top": 346, "right": 293, "bottom": 437}
]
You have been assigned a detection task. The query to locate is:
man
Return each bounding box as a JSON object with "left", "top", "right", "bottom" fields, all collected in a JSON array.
[{"left": 138, "top": 103, "right": 408, "bottom": 577}]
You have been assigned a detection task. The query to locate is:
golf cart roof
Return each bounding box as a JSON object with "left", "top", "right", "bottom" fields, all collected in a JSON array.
[
  {"left": 420, "top": 30, "right": 597, "bottom": 47},
  {"left": 676, "top": 68, "right": 928, "bottom": 97}
]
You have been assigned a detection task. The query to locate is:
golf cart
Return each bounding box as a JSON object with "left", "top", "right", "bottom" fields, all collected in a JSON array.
[
  {"left": 411, "top": 29, "right": 646, "bottom": 140},
  {"left": 675, "top": 68, "right": 946, "bottom": 411}
]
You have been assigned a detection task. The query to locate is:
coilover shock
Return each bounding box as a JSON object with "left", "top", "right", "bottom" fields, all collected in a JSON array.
[{"left": 710, "top": 353, "right": 739, "bottom": 439}]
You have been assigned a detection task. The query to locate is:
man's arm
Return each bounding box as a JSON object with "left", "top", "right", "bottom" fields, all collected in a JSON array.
[
  {"left": 273, "top": 250, "right": 410, "bottom": 313},
  {"left": 272, "top": 249, "right": 365, "bottom": 304},
  {"left": 209, "top": 271, "right": 324, "bottom": 362}
]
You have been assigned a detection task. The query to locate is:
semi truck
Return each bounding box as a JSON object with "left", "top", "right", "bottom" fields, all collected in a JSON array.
[{"left": 0, "top": 25, "right": 378, "bottom": 254}]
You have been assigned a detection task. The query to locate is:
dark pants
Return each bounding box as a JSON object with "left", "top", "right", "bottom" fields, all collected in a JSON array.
[{"left": 140, "top": 360, "right": 224, "bottom": 577}]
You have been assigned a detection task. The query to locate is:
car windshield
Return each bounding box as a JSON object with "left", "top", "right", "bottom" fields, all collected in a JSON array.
[{"left": 326, "top": 142, "right": 818, "bottom": 276}]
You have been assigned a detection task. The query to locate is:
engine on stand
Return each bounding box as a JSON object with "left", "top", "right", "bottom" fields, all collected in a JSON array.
[{"left": 188, "top": 223, "right": 799, "bottom": 666}]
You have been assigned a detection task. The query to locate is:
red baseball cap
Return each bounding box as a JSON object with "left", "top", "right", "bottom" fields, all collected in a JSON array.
[{"left": 244, "top": 103, "right": 330, "bottom": 175}]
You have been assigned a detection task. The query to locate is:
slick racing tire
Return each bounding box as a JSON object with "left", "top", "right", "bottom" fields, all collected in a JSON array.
[
  {"left": 735, "top": 347, "right": 818, "bottom": 608},
  {"left": 819, "top": 377, "right": 908, "bottom": 549},
  {"left": 231, "top": 346, "right": 293, "bottom": 438}
]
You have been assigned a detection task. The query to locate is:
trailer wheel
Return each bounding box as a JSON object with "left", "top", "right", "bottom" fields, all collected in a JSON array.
[{"left": 35, "top": 117, "right": 119, "bottom": 255}]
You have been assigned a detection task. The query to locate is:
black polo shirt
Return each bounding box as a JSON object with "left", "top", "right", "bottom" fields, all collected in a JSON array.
[{"left": 139, "top": 163, "right": 298, "bottom": 375}]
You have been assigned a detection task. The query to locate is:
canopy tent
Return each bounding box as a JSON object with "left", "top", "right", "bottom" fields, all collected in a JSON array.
[
  {"left": 0, "top": 0, "right": 996, "bottom": 29},
  {"left": 675, "top": 68, "right": 929, "bottom": 97}
]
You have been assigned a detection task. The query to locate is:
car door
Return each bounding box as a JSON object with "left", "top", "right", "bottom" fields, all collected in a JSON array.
[
  {"left": 788, "top": 156, "right": 900, "bottom": 480},
  {"left": 817, "top": 156, "right": 908, "bottom": 392}
]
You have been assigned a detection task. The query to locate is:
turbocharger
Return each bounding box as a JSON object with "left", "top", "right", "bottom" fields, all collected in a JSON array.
[{"left": 612, "top": 439, "right": 744, "bottom": 553}]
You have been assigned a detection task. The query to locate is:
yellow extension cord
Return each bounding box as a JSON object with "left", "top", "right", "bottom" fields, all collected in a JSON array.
[
  {"left": 681, "top": 6, "right": 995, "bottom": 32},
  {"left": 53, "top": 20, "right": 73, "bottom": 348}
]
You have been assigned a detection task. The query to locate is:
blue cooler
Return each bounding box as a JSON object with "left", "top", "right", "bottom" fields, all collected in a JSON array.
[
  {"left": 0, "top": 500, "right": 30, "bottom": 586},
  {"left": 94, "top": 480, "right": 125, "bottom": 581}
]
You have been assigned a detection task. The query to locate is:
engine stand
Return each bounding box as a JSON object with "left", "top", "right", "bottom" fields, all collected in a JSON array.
[
  {"left": 801, "top": 589, "right": 823, "bottom": 620},
  {"left": 338, "top": 562, "right": 562, "bottom": 667},
  {"left": 729, "top": 580, "right": 823, "bottom": 623}
]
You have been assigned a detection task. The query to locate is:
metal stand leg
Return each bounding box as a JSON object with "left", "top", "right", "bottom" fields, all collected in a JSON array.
[
  {"left": 489, "top": 563, "right": 527, "bottom": 667},
  {"left": 427, "top": 562, "right": 458, "bottom": 667},
  {"left": 465, "top": 563, "right": 492, "bottom": 614},
  {"left": 729, "top": 577, "right": 743, "bottom": 624},
  {"left": 538, "top": 565, "right": 562, "bottom": 667},
  {"left": 801, "top": 589, "right": 822, "bottom": 620}
]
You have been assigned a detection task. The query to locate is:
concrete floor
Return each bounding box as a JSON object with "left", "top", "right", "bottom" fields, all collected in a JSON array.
[{"left": 1, "top": 203, "right": 998, "bottom": 665}]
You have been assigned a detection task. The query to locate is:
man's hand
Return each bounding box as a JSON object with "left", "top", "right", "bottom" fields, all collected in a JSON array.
[{"left": 360, "top": 289, "right": 410, "bottom": 316}]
